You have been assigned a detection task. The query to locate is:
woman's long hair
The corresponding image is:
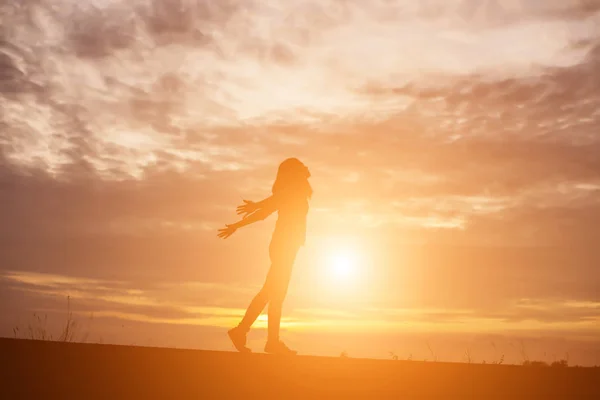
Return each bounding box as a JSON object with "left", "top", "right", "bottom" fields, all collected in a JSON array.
[{"left": 272, "top": 158, "right": 312, "bottom": 200}]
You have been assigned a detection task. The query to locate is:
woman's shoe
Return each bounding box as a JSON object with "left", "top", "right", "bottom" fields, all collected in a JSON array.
[
  {"left": 264, "top": 340, "right": 297, "bottom": 355},
  {"left": 228, "top": 327, "right": 252, "bottom": 353}
]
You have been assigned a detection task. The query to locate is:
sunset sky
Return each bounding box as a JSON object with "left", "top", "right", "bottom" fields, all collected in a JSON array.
[{"left": 1, "top": 0, "right": 599, "bottom": 365}]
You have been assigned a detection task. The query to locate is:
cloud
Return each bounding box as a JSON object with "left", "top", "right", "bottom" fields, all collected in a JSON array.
[
  {"left": 2, "top": 0, "right": 598, "bottom": 177},
  {"left": 2, "top": 270, "right": 598, "bottom": 336},
  {"left": 0, "top": 270, "right": 252, "bottom": 320}
]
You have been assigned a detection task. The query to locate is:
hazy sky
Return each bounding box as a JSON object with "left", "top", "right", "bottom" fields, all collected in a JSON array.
[{"left": 1, "top": 0, "right": 599, "bottom": 364}]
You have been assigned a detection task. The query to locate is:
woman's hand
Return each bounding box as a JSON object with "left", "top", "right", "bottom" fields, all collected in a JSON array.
[
  {"left": 236, "top": 200, "right": 258, "bottom": 218},
  {"left": 217, "top": 224, "right": 238, "bottom": 239}
]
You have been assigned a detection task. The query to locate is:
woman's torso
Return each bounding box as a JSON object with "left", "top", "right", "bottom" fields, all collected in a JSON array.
[{"left": 271, "top": 194, "right": 309, "bottom": 248}]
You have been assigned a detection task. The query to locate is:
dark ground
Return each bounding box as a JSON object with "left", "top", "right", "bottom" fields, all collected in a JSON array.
[{"left": 1, "top": 338, "right": 599, "bottom": 399}]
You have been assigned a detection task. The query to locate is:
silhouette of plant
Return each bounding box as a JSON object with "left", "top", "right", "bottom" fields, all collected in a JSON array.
[
  {"left": 489, "top": 341, "right": 505, "bottom": 365},
  {"left": 465, "top": 348, "right": 472, "bottom": 364},
  {"left": 519, "top": 350, "right": 569, "bottom": 367},
  {"left": 389, "top": 351, "right": 399, "bottom": 361},
  {"left": 426, "top": 341, "right": 438, "bottom": 362},
  {"left": 13, "top": 313, "right": 51, "bottom": 341},
  {"left": 517, "top": 340, "right": 530, "bottom": 363},
  {"left": 12, "top": 296, "right": 93, "bottom": 343},
  {"left": 523, "top": 360, "right": 549, "bottom": 367},
  {"left": 340, "top": 351, "right": 349, "bottom": 358},
  {"left": 551, "top": 359, "right": 569, "bottom": 368}
]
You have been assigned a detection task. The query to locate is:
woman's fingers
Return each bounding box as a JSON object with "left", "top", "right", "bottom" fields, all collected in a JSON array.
[
  {"left": 217, "top": 225, "right": 236, "bottom": 239},
  {"left": 237, "top": 200, "right": 253, "bottom": 210},
  {"left": 236, "top": 205, "right": 253, "bottom": 215}
]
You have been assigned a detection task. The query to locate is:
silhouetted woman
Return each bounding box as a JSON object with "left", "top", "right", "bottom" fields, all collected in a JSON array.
[{"left": 218, "top": 158, "right": 312, "bottom": 355}]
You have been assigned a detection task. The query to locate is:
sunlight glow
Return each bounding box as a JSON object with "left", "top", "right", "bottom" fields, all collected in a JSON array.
[
  {"left": 330, "top": 252, "right": 357, "bottom": 280},
  {"left": 326, "top": 247, "right": 361, "bottom": 286},
  {"left": 310, "top": 235, "right": 371, "bottom": 300}
]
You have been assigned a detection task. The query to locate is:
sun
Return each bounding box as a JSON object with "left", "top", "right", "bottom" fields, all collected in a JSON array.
[
  {"left": 311, "top": 235, "right": 368, "bottom": 297},
  {"left": 327, "top": 248, "right": 360, "bottom": 283}
]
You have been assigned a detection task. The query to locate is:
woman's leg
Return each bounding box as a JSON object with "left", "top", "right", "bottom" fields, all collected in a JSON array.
[
  {"left": 266, "top": 266, "right": 293, "bottom": 342},
  {"left": 236, "top": 243, "right": 289, "bottom": 332},
  {"left": 230, "top": 243, "right": 298, "bottom": 353},
  {"left": 229, "top": 274, "right": 271, "bottom": 352},
  {"left": 237, "top": 287, "right": 269, "bottom": 333},
  {"left": 266, "top": 245, "right": 298, "bottom": 344}
]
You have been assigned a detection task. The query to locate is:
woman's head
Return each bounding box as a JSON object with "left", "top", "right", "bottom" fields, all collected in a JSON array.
[{"left": 272, "top": 158, "right": 312, "bottom": 199}]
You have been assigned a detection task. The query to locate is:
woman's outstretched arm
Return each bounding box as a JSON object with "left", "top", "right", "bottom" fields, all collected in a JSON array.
[
  {"left": 218, "top": 204, "right": 277, "bottom": 239},
  {"left": 236, "top": 195, "right": 278, "bottom": 218}
]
